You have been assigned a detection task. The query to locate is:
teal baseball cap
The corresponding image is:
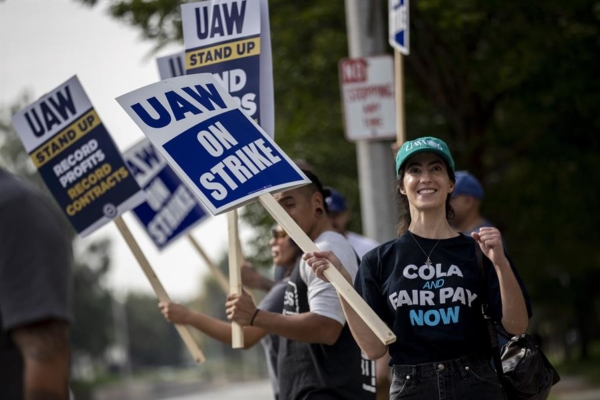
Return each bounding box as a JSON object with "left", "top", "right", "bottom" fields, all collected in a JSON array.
[{"left": 395, "top": 136, "right": 455, "bottom": 176}]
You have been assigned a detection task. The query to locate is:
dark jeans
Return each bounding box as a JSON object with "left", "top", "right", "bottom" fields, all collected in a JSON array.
[{"left": 390, "top": 353, "right": 506, "bottom": 400}]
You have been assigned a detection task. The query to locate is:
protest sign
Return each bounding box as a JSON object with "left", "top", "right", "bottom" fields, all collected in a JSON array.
[
  {"left": 116, "top": 74, "right": 308, "bottom": 215},
  {"left": 156, "top": 52, "right": 231, "bottom": 293},
  {"left": 123, "top": 138, "right": 209, "bottom": 249},
  {"left": 123, "top": 139, "right": 229, "bottom": 293},
  {"left": 117, "top": 73, "right": 306, "bottom": 347},
  {"left": 389, "top": 0, "right": 409, "bottom": 55},
  {"left": 11, "top": 76, "right": 144, "bottom": 236},
  {"left": 181, "top": 0, "right": 274, "bottom": 138},
  {"left": 157, "top": 52, "right": 186, "bottom": 79},
  {"left": 117, "top": 73, "right": 397, "bottom": 346}
]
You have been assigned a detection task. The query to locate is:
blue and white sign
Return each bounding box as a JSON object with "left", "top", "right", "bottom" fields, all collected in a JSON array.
[
  {"left": 11, "top": 76, "right": 144, "bottom": 237},
  {"left": 116, "top": 74, "right": 309, "bottom": 215},
  {"left": 157, "top": 52, "right": 186, "bottom": 79},
  {"left": 123, "top": 139, "right": 209, "bottom": 249},
  {"left": 181, "top": 0, "right": 274, "bottom": 138},
  {"left": 389, "top": 0, "right": 409, "bottom": 55}
]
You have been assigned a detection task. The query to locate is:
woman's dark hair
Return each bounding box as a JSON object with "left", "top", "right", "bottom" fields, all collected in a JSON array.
[{"left": 395, "top": 163, "right": 456, "bottom": 236}]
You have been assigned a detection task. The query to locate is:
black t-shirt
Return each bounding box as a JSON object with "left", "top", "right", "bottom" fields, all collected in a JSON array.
[
  {"left": 258, "top": 277, "right": 289, "bottom": 399},
  {"left": 355, "top": 231, "right": 531, "bottom": 365},
  {"left": 0, "top": 169, "right": 72, "bottom": 399},
  {"left": 278, "top": 261, "right": 375, "bottom": 400}
]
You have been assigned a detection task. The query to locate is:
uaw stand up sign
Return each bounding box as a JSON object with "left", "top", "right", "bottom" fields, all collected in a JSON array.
[
  {"left": 181, "top": 0, "right": 274, "bottom": 138},
  {"left": 12, "top": 76, "right": 207, "bottom": 364},
  {"left": 117, "top": 73, "right": 397, "bottom": 347},
  {"left": 11, "top": 76, "right": 144, "bottom": 236}
]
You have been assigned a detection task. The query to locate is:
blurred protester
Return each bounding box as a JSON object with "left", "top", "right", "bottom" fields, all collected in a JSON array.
[
  {"left": 326, "top": 188, "right": 379, "bottom": 259},
  {"left": 450, "top": 171, "right": 493, "bottom": 235},
  {"left": 305, "top": 137, "right": 531, "bottom": 400},
  {"left": 226, "top": 170, "right": 375, "bottom": 400},
  {"left": 240, "top": 256, "right": 283, "bottom": 293},
  {"left": 326, "top": 188, "right": 390, "bottom": 400},
  {"left": 160, "top": 225, "right": 300, "bottom": 400},
  {"left": 0, "top": 168, "right": 72, "bottom": 400}
]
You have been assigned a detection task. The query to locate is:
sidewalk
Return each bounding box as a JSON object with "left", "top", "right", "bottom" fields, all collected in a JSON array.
[{"left": 550, "top": 375, "right": 600, "bottom": 400}]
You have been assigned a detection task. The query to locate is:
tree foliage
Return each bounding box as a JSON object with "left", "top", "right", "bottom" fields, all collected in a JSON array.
[
  {"left": 124, "top": 293, "right": 185, "bottom": 368},
  {"left": 77, "top": 0, "right": 600, "bottom": 358}
]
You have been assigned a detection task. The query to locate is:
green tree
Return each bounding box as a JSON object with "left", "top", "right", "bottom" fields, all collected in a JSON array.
[{"left": 125, "top": 293, "right": 184, "bottom": 368}]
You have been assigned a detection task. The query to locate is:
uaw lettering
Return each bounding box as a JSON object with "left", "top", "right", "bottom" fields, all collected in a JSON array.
[
  {"left": 124, "top": 139, "right": 208, "bottom": 249},
  {"left": 185, "top": 0, "right": 258, "bottom": 69},
  {"left": 117, "top": 73, "right": 308, "bottom": 215},
  {"left": 182, "top": 0, "right": 262, "bottom": 124},
  {"left": 193, "top": 0, "right": 246, "bottom": 40},
  {"left": 130, "top": 82, "right": 227, "bottom": 128},
  {"left": 12, "top": 76, "right": 143, "bottom": 236},
  {"left": 388, "top": 263, "right": 478, "bottom": 327},
  {"left": 24, "top": 85, "right": 77, "bottom": 138}
]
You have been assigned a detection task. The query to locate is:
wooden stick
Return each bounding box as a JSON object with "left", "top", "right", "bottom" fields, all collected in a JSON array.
[
  {"left": 114, "top": 216, "right": 206, "bottom": 363},
  {"left": 258, "top": 194, "right": 396, "bottom": 345},
  {"left": 395, "top": 50, "right": 406, "bottom": 145},
  {"left": 235, "top": 231, "right": 246, "bottom": 265},
  {"left": 187, "top": 234, "right": 229, "bottom": 294},
  {"left": 227, "top": 210, "right": 244, "bottom": 348}
]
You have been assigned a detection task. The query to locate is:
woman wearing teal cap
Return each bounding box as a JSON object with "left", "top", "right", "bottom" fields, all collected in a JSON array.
[{"left": 304, "top": 136, "right": 531, "bottom": 399}]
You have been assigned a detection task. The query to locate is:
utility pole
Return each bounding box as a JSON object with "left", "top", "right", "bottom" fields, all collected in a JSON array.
[{"left": 344, "top": 0, "right": 398, "bottom": 242}]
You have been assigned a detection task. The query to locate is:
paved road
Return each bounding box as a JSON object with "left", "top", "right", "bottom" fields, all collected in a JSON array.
[
  {"left": 551, "top": 376, "right": 600, "bottom": 400},
  {"left": 105, "top": 376, "right": 600, "bottom": 400},
  {"left": 159, "top": 380, "right": 273, "bottom": 400}
]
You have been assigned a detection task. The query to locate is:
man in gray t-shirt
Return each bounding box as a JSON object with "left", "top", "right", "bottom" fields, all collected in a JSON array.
[{"left": 0, "top": 168, "right": 72, "bottom": 399}]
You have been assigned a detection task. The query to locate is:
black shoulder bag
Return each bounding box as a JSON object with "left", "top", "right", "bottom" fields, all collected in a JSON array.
[{"left": 475, "top": 246, "right": 560, "bottom": 400}]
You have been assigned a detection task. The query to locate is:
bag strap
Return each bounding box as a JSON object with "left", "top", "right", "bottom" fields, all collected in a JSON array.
[{"left": 475, "top": 243, "right": 505, "bottom": 380}]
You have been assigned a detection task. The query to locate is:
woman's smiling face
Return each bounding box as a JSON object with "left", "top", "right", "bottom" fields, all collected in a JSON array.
[{"left": 400, "top": 152, "right": 454, "bottom": 211}]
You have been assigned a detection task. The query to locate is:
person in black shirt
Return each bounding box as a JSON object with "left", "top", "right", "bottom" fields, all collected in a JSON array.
[
  {"left": 305, "top": 137, "right": 531, "bottom": 400},
  {"left": 227, "top": 170, "right": 375, "bottom": 400},
  {"left": 160, "top": 225, "right": 300, "bottom": 400},
  {"left": 0, "top": 168, "right": 72, "bottom": 400}
]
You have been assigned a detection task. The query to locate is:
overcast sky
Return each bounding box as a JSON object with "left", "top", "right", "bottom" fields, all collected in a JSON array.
[{"left": 0, "top": 0, "right": 241, "bottom": 301}]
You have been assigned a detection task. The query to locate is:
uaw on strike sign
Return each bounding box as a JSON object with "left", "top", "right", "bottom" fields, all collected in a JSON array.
[
  {"left": 12, "top": 76, "right": 144, "bottom": 236},
  {"left": 123, "top": 139, "right": 208, "bottom": 249},
  {"left": 116, "top": 74, "right": 308, "bottom": 215},
  {"left": 181, "top": 0, "right": 274, "bottom": 138}
]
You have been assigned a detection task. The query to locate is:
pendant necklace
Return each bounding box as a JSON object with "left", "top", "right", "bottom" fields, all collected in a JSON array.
[{"left": 408, "top": 231, "right": 441, "bottom": 267}]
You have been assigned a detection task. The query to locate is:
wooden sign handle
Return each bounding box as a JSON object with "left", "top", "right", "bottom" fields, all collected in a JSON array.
[
  {"left": 227, "top": 210, "right": 245, "bottom": 348},
  {"left": 258, "top": 194, "right": 397, "bottom": 345},
  {"left": 114, "top": 216, "right": 206, "bottom": 363},
  {"left": 187, "top": 234, "right": 229, "bottom": 294}
]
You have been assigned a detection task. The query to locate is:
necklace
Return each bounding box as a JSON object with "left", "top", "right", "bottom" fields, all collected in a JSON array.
[{"left": 408, "top": 231, "right": 441, "bottom": 267}]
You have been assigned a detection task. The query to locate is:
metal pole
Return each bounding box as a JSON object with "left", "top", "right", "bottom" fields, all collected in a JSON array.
[{"left": 344, "top": 0, "right": 398, "bottom": 242}]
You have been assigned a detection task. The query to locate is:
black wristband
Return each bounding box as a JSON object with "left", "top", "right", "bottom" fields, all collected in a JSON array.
[{"left": 250, "top": 309, "right": 261, "bottom": 326}]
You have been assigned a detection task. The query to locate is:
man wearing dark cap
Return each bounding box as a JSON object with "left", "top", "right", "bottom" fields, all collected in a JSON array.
[
  {"left": 326, "top": 188, "right": 379, "bottom": 259},
  {"left": 450, "top": 170, "right": 494, "bottom": 235},
  {"left": 226, "top": 170, "right": 375, "bottom": 400}
]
